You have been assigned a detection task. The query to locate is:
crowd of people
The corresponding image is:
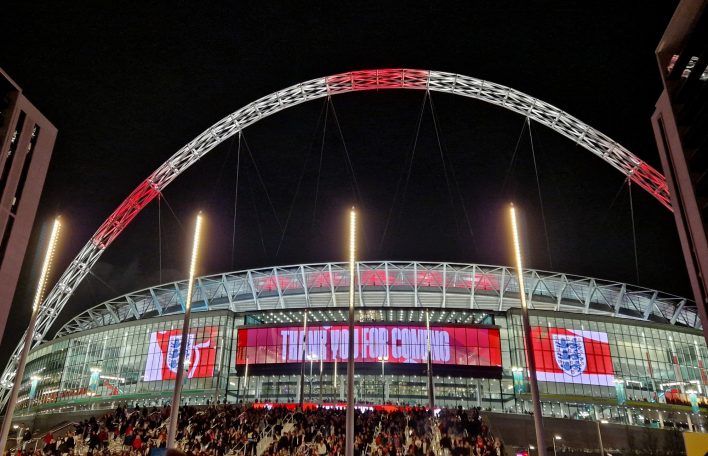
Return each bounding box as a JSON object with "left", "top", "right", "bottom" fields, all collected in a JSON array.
[
  {"left": 436, "top": 408, "right": 503, "bottom": 456},
  {"left": 10, "top": 403, "right": 503, "bottom": 456}
]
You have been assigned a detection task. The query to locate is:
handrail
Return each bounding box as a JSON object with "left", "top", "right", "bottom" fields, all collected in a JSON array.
[{"left": 10, "top": 421, "right": 79, "bottom": 453}]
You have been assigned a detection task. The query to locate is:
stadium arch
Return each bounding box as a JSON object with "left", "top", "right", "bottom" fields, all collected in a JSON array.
[{"left": 0, "top": 69, "right": 674, "bottom": 408}]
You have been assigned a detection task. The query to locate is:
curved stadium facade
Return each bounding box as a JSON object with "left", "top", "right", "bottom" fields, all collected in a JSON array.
[{"left": 14, "top": 261, "right": 708, "bottom": 430}]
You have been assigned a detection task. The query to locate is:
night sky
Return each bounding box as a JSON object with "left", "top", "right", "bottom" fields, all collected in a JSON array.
[{"left": 0, "top": 1, "right": 686, "bottom": 360}]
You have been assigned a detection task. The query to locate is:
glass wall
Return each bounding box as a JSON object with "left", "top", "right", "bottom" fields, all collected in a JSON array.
[
  {"left": 18, "top": 312, "right": 232, "bottom": 413},
  {"left": 16, "top": 305, "right": 708, "bottom": 433},
  {"left": 228, "top": 372, "right": 507, "bottom": 411},
  {"left": 508, "top": 310, "right": 708, "bottom": 411}
]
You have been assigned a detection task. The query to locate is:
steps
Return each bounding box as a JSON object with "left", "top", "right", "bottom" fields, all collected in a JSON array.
[{"left": 257, "top": 421, "right": 295, "bottom": 455}]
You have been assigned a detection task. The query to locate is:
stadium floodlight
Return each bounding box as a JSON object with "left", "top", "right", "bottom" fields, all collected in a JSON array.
[
  {"left": 167, "top": 213, "right": 203, "bottom": 448},
  {"left": 346, "top": 207, "right": 357, "bottom": 456},
  {"left": 509, "top": 204, "right": 547, "bottom": 456},
  {"left": 0, "top": 217, "right": 62, "bottom": 451}
]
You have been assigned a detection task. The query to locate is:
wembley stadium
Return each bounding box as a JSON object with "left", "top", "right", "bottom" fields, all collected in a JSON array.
[{"left": 11, "top": 260, "right": 707, "bottom": 432}]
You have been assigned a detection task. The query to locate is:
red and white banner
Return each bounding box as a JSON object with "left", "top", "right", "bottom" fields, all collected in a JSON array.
[
  {"left": 236, "top": 324, "right": 501, "bottom": 367},
  {"left": 531, "top": 326, "right": 615, "bottom": 386},
  {"left": 143, "top": 327, "right": 217, "bottom": 381}
]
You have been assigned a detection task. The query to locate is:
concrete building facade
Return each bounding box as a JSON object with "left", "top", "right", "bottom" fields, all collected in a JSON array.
[
  {"left": 0, "top": 68, "right": 57, "bottom": 342},
  {"left": 652, "top": 0, "right": 708, "bottom": 342}
]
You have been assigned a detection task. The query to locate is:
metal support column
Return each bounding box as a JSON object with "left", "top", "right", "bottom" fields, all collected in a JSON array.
[
  {"left": 298, "top": 309, "right": 308, "bottom": 410},
  {"left": 167, "top": 214, "right": 203, "bottom": 448},
  {"left": 0, "top": 218, "right": 61, "bottom": 453},
  {"left": 510, "top": 205, "right": 547, "bottom": 456},
  {"left": 345, "top": 208, "right": 357, "bottom": 456}
]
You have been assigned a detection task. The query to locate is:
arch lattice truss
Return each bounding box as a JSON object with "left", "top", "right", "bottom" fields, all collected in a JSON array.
[
  {"left": 55, "top": 262, "right": 695, "bottom": 338},
  {"left": 0, "top": 69, "right": 674, "bottom": 407}
]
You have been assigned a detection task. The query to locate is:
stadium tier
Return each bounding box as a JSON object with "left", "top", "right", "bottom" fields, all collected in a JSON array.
[{"left": 11, "top": 261, "right": 706, "bottom": 431}]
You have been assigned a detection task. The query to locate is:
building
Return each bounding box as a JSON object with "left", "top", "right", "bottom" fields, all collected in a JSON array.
[
  {"left": 9, "top": 261, "right": 707, "bottom": 432},
  {"left": 651, "top": 0, "right": 708, "bottom": 342},
  {"left": 0, "top": 68, "right": 57, "bottom": 341}
]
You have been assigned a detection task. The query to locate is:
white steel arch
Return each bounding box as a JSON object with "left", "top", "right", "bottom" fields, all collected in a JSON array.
[{"left": 0, "top": 69, "right": 673, "bottom": 408}]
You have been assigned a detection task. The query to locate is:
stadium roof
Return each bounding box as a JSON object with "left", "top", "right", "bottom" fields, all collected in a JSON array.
[{"left": 54, "top": 261, "right": 698, "bottom": 338}]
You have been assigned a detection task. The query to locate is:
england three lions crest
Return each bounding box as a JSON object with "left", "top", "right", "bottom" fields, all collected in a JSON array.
[
  {"left": 552, "top": 334, "right": 587, "bottom": 377},
  {"left": 167, "top": 334, "right": 195, "bottom": 373}
]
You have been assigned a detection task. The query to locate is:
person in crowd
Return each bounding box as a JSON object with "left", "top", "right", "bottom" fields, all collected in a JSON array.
[{"left": 11, "top": 402, "right": 505, "bottom": 456}]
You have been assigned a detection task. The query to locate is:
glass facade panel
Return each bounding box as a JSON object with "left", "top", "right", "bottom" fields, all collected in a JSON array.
[
  {"left": 15, "top": 306, "right": 708, "bottom": 432},
  {"left": 17, "top": 313, "right": 231, "bottom": 412}
]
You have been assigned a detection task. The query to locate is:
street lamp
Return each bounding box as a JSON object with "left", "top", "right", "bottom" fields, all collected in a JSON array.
[
  {"left": 378, "top": 355, "right": 388, "bottom": 404},
  {"left": 167, "top": 213, "right": 204, "bottom": 448},
  {"left": 345, "top": 207, "right": 357, "bottom": 456},
  {"left": 552, "top": 436, "right": 561, "bottom": 456},
  {"left": 0, "top": 216, "right": 62, "bottom": 453},
  {"left": 509, "top": 204, "right": 547, "bottom": 456}
]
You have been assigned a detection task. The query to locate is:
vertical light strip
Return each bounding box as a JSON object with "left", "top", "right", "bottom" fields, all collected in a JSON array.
[
  {"left": 510, "top": 205, "right": 528, "bottom": 310},
  {"left": 33, "top": 218, "right": 62, "bottom": 311},
  {"left": 349, "top": 207, "right": 356, "bottom": 310},
  {"left": 184, "top": 214, "right": 203, "bottom": 312},
  {"left": 0, "top": 216, "right": 63, "bottom": 452},
  {"left": 509, "top": 203, "right": 548, "bottom": 456},
  {"left": 345, "top": 207, "right": 357, "bottom": 456},
  {"left": 166, "top": 212, "right": 204, "bottom": 449}
]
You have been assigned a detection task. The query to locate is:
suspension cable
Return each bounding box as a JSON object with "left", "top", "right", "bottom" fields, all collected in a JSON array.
[
  {"left": 527, "top": 119, "right": 553, "bottom": 269},
  {"left": 312, "top": 99, "right": 330, "bottom": 232},
  {"left": 379, "top": 91, "right": 428, "bottom": 253},
  {"left": 628, "top": 179, "right": 640, "bottom": 284},
  {"left": 246, "top": 166, "right": 269, "bottom": 259},
  {"left": 328, "top": 98, "right": 369, "bottom": 250},
  {"left": 595, "top": 177, "right": 629, "bottom": 232},
  {"left": 428, "top": 92, "right": 479, "bottom": 256},
  {"left": 159, "top": 192, "right": 185, "bottom": 233},
  {"left": 501, "top": 119, "right": 528, "bottom": 199},
  {"left": 241, "top": 132, "right": 284, "bottom": 232},
  {"left": 328, "top": 98, "right": 364, "bottom": 206},
  {"left": 275, "top": 99, "right": 328, "bottom": 257},
  {"left": 88, "top": 269, "right": 119, "bottom": 295}
]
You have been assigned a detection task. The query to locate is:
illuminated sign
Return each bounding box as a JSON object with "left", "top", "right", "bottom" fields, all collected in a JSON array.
[
  {"left": 143, "top": 326, "right": 217, "bottom": 381},
  {"left": 531, "top": 327, "right": 615, "bottom": 386},
  {"left": 236, "top": 324, "right": 501, "bottom": 367}
]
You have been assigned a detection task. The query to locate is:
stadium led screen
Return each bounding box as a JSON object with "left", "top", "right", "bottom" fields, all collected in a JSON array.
[
  {"left": 531, "top": 326, "right": 615, "bottom": 386},
  {"left": 235, "top": 324, "right": 501, "bottom": 367},
  {"left": 143, "top": 326, "right": 217, "bottom": 381}
]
